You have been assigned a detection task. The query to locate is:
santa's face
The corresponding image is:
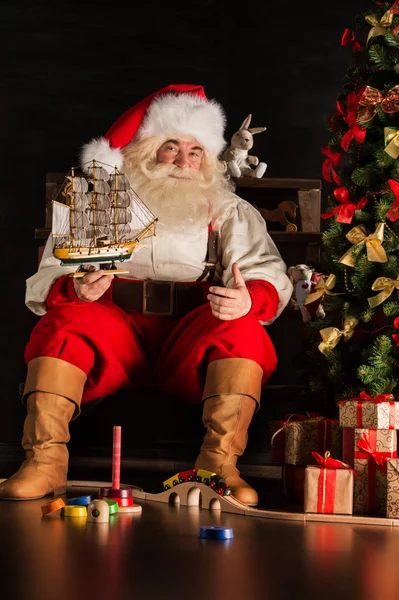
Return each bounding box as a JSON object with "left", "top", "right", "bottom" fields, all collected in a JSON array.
[
  {"left": 156, "top": 138, "right": 204, "bottom": 171},
  {"left": 123, "top": 136, "right": 213, "bottom": 233}
]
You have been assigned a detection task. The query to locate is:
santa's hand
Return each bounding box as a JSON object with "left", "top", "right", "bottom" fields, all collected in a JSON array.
[
  {"left": 73, "top": 264, "right": 114, "bottom": 302},
  {"left": 207, "top": 263, "right": 252, "bottom": 320}
]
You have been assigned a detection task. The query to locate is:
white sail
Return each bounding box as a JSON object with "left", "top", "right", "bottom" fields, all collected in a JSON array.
[
  {"left": 95, "top": 195, "right": 112, "bottom": 210},
  {"left": 52, "top": 201, "right": 71, "bottom": 236},
  {"left": 89, "top": 180, "right": 110, "bottom": 194},
  {"left": 66, "top": 176, "right": 88, "bottom": 193},
  {"left": 113, "top": 207, "right": 132, "bottom": 224},
  {"left": 71, "top": 193, "right": 89, "bottom": 210},
  {"left": 85, "top": 225, "right": 110, "bottom": 240},
  {"left": 114, "top": 189, "right": 133, "bottom": 208},
  {"left": 109, "top": 173, "right": 131, "bottom": 191},
  {"left": 87, "top": 166, "right": 110, "bottom": 181},
  {"left": 72, "top": 211, "right": 90, "bottom": 230},
  {"left": 86, "top": 209, "right": 112, "bottom": 226}
]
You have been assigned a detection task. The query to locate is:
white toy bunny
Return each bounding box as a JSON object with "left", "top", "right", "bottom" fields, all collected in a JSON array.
[{"left": 223, "top": 114, "right": 267, "bottom": 178}]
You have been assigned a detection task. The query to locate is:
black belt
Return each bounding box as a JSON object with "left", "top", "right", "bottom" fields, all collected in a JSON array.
[{"left": 112, "top": 279, "right": 210, "bottom": 316}]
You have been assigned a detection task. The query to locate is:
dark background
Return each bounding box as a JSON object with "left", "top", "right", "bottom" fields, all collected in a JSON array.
[{"left": 0, "top": 0, "right": 369, "bottom": 445}]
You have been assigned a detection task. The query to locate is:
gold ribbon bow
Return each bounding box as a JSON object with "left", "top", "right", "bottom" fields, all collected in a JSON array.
[
  {"left": 318, "top": 316, "right": 359, "bottom": 355},
  {"left": 368, "top": 276, "right": 399, "bottom": 308},
  {"left": 338, "top": 223, "right": 387, "bottom": 267},
  {"left": 304, "top": 274, "right": 338, "bottom": 305},
  {"left": 365, "top": 10, "right": 393, "bottom": 43},
  {"left": 385, "top": 127, "right": 399, "bottom": 159},
  {"left": 358, "top": 85, "right": 399, "bottom": 123}
]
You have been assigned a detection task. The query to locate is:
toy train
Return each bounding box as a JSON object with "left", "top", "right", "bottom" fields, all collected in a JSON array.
[{"left": 163, "top": 469, "right": 232, "bottom": 497}]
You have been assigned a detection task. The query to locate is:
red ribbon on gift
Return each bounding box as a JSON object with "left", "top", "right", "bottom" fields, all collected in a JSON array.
[
  {"left": 321, "top": 187, "right": 368, "bottom": 224},
  {"left": 386, "top": 179, "right": 399, "bottom": 223},
  {"left": 338, "top": 391, "right": 396, "bottom": 428},
  {"left": 312, "top": 451, "right": 356, "bottom": 513},
  {"left": 391, "top": 0, "right": 399, "bottom": 14},
  {"left": 321, "top": 146, "right": 342, "bottom": 184},
  {"left": 340, "top": 92, "right": 367, "bottom": 152},
  {"left": 355, "top": 431, "right": 395, "bottom": 513}
]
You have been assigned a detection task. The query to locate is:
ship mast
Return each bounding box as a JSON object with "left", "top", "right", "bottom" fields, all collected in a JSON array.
[
  {"left": 113, "top": 167, "right": 119, "bottom": 244},
  {"left": 91, "top": 160, "right": 98, "bottom": 247},
  {"left": 70, "top": 167, "right": 76, "bottom": 246}
]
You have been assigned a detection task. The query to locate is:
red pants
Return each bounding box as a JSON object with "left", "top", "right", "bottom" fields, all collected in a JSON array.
[{"left": 25, "top": 296, "right": 277, "bottom": 405}]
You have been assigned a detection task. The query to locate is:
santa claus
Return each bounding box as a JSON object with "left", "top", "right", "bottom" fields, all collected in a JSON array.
[{"left": 0, "top": 84, "right": 292, "bottom": 506}]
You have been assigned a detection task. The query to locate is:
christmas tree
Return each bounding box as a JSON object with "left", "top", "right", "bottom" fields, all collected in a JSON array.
[{"left": 307, "top": 0, "right": 399, "bottom": 404}]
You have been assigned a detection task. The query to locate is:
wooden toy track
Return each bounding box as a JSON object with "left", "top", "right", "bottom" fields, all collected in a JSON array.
[{"left": 65, "top": 480, "right": 399, "bottom": 528}]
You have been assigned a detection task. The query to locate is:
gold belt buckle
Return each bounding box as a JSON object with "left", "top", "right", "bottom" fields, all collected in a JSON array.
[{"left": 142, "top": 280, "right": 175, "bottom": 316}]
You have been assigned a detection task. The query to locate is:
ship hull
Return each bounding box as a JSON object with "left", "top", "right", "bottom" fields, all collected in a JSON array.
[{"left": 54, "top": 241, "right": 138, "bottom": 265}]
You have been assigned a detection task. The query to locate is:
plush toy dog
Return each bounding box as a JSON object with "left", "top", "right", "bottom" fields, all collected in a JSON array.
[{"left": 287, "top": 264, "right": 326, "bottom": 323}]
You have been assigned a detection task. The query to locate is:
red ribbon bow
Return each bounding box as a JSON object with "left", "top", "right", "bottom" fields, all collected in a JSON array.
[
  {"left": 340, "top": 92, "right": 367, "bottom": 152},
  {"left": 386, "top": 179, "right": 399, "bottom": 222},
  {"left": 321, "top": 146, "right": 342, "bottom": 184},
  {"left": 321, "top": 187, "right": 368, "bottom": 224},
  {"left": 356, "top": 434, "right": 389, "bottom": 475},
  {"left": 351, "top": 391, "right": 394, "bottom": 404},
  {"left": 341, "top": 28, "right": 363, "bottom": 53},
  {"left": 312, "top": 451, "right": 356, "bottom": 473},
  {"left": 391, "top": 1, "right": 399, "bottom": 14}
]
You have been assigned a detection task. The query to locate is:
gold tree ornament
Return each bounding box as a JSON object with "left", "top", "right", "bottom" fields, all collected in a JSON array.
[
  {"left": 318, "top": 316, "right": 359, "bottom": 355},
  {"left": 365, "top": 11, "right": 393, "bottom": 43},
  {"left": 367, "top": 275, "right": 399, "bottom": 308},
  {"left": 338, "top": 223, "right": 387, "bottom": 267},
  {"left": 384, "top": 127, "right": 399, "bottom": 159},
  {"left": 304, "top": 274, "right": 339, "bottom": 305}
]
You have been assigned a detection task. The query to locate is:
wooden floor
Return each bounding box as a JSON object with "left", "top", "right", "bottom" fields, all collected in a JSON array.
[{"left": 2, "top": 484, "right": 399, "bottom": 600}]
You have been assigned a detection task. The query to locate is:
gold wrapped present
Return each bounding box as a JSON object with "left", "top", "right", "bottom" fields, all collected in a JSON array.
[
  {"left": 354, "top": 430, "right": 396, "bottom": 515},
  {"left": 339, "top": 392, "right": 399, "bottom": 429},
  {"left": 387, "top": 458, "right": 399, "bottom": 518},
  {"left": 284, "top": 417, "right": 341, "bottom": 465},
  {"left": 304, "top": 452, "right": 354, "bottom": 515}
]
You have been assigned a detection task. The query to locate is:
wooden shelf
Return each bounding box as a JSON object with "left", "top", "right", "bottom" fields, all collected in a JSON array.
[{"left": 233, "top": 177, "right": 322, "bottom": 190}]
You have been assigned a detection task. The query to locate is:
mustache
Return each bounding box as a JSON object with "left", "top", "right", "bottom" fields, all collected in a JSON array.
[{"left": 142, "top": 161, "right": 204, "bottom": 182}]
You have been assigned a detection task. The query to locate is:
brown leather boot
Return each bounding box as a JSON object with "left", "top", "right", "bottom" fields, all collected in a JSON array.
[
  {"left": 0, "top": 357, "right": 86, "bottom": 500},
  {"left": 195, "top": 358, "right": 262, "bottom": 506}
]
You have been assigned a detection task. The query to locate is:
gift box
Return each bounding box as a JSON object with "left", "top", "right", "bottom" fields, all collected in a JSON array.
[
  {"left": 282, "top": 464, "right": 306, "bottom": 502},
  {"left": 284, "top": 418, "right": 342, "bottom": 465},
  {"left": 270, "top": 413, "right": 322, "bottom": 463},
  {"left": 354, "top": 429, "right": 396, "bottom": 515},
  {"left": 339, "top": 392, "right": 399, "bottom": 429},
  {"left": 304, "top": 452, "right": 354, "bottom": 515},
  {"left": 387, "top": 458, "right": 399, "bottom": 518},
  {"left": 343, "top": 428, "right": 398, "bottom": 467}
]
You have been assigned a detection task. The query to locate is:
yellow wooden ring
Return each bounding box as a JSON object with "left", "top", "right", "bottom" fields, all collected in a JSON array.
[{"left": 61, "top": 505, "right": 87, "bottom": 518}]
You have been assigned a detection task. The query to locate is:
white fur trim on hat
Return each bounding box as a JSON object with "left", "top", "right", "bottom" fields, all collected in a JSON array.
[
  {"left": 137, "top": 93, "right": 226, "bottom": 156},
  {"left": 80, "top": 137, "right": 124, "bottom": 174}
]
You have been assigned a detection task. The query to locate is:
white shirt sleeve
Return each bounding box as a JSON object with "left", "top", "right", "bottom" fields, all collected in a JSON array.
[
  {"left": 217, "top": 195, "right": 293, "bottom": 324},
  {"left": 25, "top": 235, "right": 77, "bottom": 316}
]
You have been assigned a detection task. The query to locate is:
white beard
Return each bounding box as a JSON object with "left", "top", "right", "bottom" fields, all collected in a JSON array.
[{"left": 124, "top": 161, "right": 213, "bottom": 234}]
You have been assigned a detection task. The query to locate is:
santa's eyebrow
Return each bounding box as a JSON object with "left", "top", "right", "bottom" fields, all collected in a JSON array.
[{"left": 163, "top": 139, "right": 204, "bottom": 153}]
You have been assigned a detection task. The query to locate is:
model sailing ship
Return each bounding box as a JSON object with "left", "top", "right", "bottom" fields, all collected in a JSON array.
[{"left": 51, "top": 160, "right": 157, "bottom": 276}]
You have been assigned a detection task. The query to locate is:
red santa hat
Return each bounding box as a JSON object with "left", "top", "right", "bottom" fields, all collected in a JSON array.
[{"left": 80, "top": 83, "right": 226, "bottom": 173}]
